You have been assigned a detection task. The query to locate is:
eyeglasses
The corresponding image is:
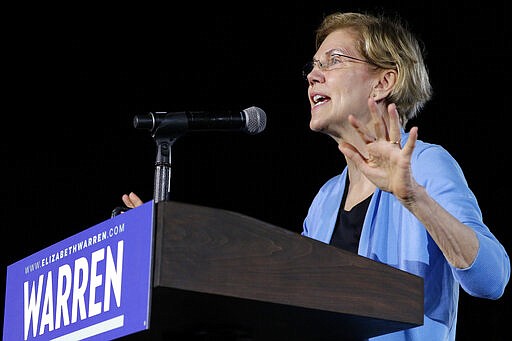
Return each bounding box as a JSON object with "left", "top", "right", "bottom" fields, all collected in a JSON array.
[{"left": 302, "top": 51, "right": 371, "bottom": 79}]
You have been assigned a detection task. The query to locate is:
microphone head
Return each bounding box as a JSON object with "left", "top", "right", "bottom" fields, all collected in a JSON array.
[{"left": 243, "top": 106, "right": 267, "bottom": 134}]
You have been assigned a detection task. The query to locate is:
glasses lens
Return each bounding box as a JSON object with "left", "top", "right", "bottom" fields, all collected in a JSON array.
[{"left": 302, "top": 62, "right": 314, "bottom": 79}]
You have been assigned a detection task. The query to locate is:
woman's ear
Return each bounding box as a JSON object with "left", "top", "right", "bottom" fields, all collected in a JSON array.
[{"left": 371, "top": 69, "right": 397, "bottom": 101}]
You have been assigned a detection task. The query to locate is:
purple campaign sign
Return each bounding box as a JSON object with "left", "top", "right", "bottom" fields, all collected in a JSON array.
[{"left": 3, "top": 201, "right": 154, "bottom": 341}]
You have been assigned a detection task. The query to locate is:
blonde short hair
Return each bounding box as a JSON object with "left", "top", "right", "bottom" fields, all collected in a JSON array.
[{"left": 316, "top": 12, "right": 433, "bottom": 126}]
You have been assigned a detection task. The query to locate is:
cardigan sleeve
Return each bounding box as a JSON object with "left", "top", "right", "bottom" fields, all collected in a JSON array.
[{"left": 413, "top": 144, "right": 510, "bottom": 299}]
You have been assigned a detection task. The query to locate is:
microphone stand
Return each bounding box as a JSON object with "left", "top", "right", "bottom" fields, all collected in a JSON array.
[
  {"left": 111, "top": 133, "right": 175, "bottom": 216},
  {"left": 132, "top": 107, "right": 265, "bottom": 204},
  {"left": 153, "top": 133, "right": 179, "bottom": 204}
]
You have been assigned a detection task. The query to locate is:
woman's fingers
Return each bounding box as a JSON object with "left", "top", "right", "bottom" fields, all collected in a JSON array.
[
  {"left": 122, "top": 192, "right": 144, "bottom": 208},
  {"left": 368, "top": 98, "right": 388, "bottom": 140},
  {"left": 348, "top": 114, "right": 376, "bottom": 143},
  {"left": 387, "top": 103, "right": 402, "bottom": 145},
  {"left": 403, "top": 126, "right": 418, "bottom": 158}
]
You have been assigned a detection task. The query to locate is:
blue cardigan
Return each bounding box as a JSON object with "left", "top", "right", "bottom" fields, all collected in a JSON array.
[{"left": 302, "top": 132, "right": 510, "bottom": 340}]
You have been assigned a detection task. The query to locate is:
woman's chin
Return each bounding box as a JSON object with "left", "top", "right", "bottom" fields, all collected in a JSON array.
[{"left": 309, "top": 120, "right": 324, "bottom": 132}]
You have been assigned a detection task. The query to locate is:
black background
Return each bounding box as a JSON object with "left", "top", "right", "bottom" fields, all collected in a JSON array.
[{"left": 2, "top": 1, "right": 510, "bottom": 339}]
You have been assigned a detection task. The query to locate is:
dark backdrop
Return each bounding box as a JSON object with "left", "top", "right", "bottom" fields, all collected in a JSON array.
[{"left": 2, "top": 1, "right": 510, "bottom": 339}]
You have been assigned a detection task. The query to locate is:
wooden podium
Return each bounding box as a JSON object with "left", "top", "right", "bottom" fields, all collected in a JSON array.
[{"left": 123, "top": 201, "right": 423, "bottom": 340}]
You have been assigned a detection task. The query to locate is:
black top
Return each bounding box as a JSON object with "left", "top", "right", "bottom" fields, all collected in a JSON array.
[{"left": 329, "top": 178, "right": 372, "bottom": 253}]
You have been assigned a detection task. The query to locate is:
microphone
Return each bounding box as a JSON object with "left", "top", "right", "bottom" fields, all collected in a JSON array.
[{"left": 133, "top": 106, "right": 267, "bottom": 136}]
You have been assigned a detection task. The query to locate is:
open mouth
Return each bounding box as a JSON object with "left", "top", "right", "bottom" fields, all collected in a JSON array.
[{"left": 313, "top": 94, "right": 330, "bottom": 106}]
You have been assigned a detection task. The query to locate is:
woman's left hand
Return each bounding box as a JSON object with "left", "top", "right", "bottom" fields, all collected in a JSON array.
[{"left": 338, "top": 98, "right": 419, "bottom": 203}]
